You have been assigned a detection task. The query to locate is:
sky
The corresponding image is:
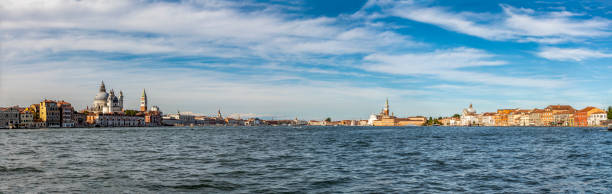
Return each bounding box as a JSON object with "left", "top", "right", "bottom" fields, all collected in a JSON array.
[{"left": 1, "top": 0, "right": 611, "bottom": 120}]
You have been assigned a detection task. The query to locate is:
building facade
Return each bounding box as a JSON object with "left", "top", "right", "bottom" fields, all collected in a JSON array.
[
  {"left": 87, "top": 113, "right": 145, "bottom": 127},
  {"left": 40, "top": 100, "right": 61, "bottom": 127},
  {"left": 19, "top": 109, "right": 34, "bottom": 128},
  {"left": 0, "top": 107, "right": 20, "bottom": 129},
  {"left": 57, "top": 101, "right": 75, "bottom": 128}
]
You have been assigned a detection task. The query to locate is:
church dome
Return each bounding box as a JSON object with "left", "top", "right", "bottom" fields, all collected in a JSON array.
[{"left": 95, "top": 91, "right": 109, "bottom": 101}]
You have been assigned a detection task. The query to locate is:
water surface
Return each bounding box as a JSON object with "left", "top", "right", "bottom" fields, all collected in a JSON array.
[{"left": 1, "top": 126, "right": 611, "bottom": 193}]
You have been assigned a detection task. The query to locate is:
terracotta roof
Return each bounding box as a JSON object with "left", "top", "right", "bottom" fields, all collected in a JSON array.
[
  {"left": 556, "top": 110, "right": 573, "bottom": 114},
  {"left": 577, "top": 106, "right": 599, "bottom": 113},
  {"left": 483, "top": 112, "right": 497, "bottom": 116},
  {"left": 546, "top": 105, "right": 575, "bottom": 111}
]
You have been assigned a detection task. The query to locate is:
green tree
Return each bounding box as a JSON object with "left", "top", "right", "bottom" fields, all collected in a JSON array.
[
  {"left": 608, "top": 106, "right": 612, "bottom": 120},
  {"left": 325, "top": 117, "right": 332, "bottom": 122},
  {"left": 452, "top": 114, "right": 461, "bottom": 118},
  {"left": 124, "top": 110, "right": 138, "bottom": 116}
]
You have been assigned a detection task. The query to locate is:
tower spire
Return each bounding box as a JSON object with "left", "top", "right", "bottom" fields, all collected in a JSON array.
[
  {"left": 140, "top": 88, "right": 148, "bottom": 112},
  {"left": 385, "top": 98, "right": 389, "bottom": 109},
  {"left": 99, "top": 81, "right": 106, "bottom": 92},
  {"left": 383, "top": 98, "right": 390, "bottom": 116}
]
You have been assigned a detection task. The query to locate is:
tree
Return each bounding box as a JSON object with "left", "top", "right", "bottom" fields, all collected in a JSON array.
[
  {"left": 452, "top": 114, "right": 461, "bottom": 118},
  {"left": 325, "top": 117, "right": 332, "bottom": 122},
  {"left": 124, "top": 110, "right": 138, "bottom": 116},
  {"left": 608, "top": 106, "right": 612, "bottom": 120}
]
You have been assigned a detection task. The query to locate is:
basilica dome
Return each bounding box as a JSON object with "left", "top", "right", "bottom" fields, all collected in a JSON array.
[
  {"left": 95, "top": 91, "right": 109, "bottom": 101},
  {"left": 94, "top": 81, "right": 109, "bottom": 101}
]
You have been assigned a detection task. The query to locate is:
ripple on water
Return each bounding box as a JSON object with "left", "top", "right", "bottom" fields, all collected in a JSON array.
[
  {"left": 0, "top": 166, "right": 44, "bottom": 174},
  {"left": 151, "top": 179, "right": 241, "bottom": 191},
  {"left": 1, "top": 126, "right": 610, "bottom": 193}
]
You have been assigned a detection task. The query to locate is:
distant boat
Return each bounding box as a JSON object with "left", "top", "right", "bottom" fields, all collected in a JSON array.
[{"left": 608, "top": 124, "right": 612, "bottom": 131}]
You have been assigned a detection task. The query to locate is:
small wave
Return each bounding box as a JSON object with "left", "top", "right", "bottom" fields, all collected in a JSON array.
[
  {"left": 396, "top": 151, "right": 422, "bottom": 157},
  {"left": 310, "top": 177, "right": 352, "bottom": 188},
  {"left": 0, "top": 166, "right": 44, "bottom": 173},
  {"left": 159, "top": 180, "right": 240, "bottom": 191}
]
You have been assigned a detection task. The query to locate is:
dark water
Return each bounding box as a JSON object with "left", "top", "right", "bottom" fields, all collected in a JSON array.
[{"left": 1, "top": 126, "right": 611, "bottom": 193}]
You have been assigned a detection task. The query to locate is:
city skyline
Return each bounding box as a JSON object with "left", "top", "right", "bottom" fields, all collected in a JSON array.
[{"left": 2, "top": 0, "right": 612, "bottom": 120}]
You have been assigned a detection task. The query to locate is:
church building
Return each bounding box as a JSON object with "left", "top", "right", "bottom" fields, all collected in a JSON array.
[{"left": 91, "top": 81, "right": 124, "bottom": 114}]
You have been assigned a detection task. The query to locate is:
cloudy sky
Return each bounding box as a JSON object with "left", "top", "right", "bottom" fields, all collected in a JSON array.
[{"left": 1, "top": 0, "right": 611, "bottom": 120}]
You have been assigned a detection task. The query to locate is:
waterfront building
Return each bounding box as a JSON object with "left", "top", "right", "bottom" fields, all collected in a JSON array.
[
  {"left": 479, "top": 112, "right": 496, "bottom": 126},
  {"left": 367, "top": 114, "right": 379, "bottom": 126},
  {"left": 73, "top": 112, "right": 88, "bottom": 127},
  {"left": 541, "top": 109, "right": 553, "bottom": 126},
  {"left": 519, "top": 111, "right": 531, "bottom": 126},
  {"left": 460, "top": 104, "right": 478, "bottom": 126},
  {"left": 370, "top": 99, "right": 426, "bottom": 126},
  {"left": 340, "top": 120, "right": 358, "bottom": 126},
  {"left": 358, "top": 120, "right": 369, "bottom": 126},
  {"left": 495, "top": 109, "right": 514, "bottom": 126},
  {"left": 0, "top": 107, "right": 20, "bottom": 129},
  {"left": 57, "top": 101, "right": 75, "bottom": 128},
  {"left": 553, "top": 110, "right": 574, "bottom": 126},
  {"left": 225, "top": 118, "right": 245, "bottom": 126},
  {"left": 529, "top": 109, "right": 544, "bottom": 126},
  {"left": 145, "top": 111, "right": 162, "bottom": 126},
  {"left": 292, "top": 118, "right": 308, "bottom": 126},
  {"left": 245, "top": 118, "right": 263, "bottom": 126},
  {"left": 40, "top": 100, "right": 61, "bottom": 127},
  {"left": 574, "top": 107, "right": 606, "bottom": 127},
  {"left": 308, "top": 120, "right": 327, "bottom": 126},
  {"left": 588, "top": 108, "right": 607, "bottom": 126},
  {"left": 87, "top": 112, "right": 145, "bottom": 127},
  {"left": 91, "top": 81, "right": 124, "bottom": 114},
  {"left": 508, "top": 109, "right": 530, "bottom": 126},
  {"left": 541, "top": 105, "right": 575, "bottom": 126},
  {"left": 140, "top": 89, "right": 148, "bottom": 112},
  {"left": 18, "top": 108, "right": 33, "bottom": 128}
]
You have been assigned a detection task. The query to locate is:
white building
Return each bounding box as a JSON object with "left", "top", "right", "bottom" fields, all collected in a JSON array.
[
  {"left": 460, "top": 104, "right": 478, "bottom": 126},
  {"left": 87, "top": 113, "right": 144, "bottom": 127},
  {"left": 367, "top": 114, "right": 380, "bottom": 126},
  {"left": 588, "top": 112, "right": 607, "bottom": 126},
  {"left": 479, "top": 113, "right": 496, "bottom": 126},
  {"left": 91, "top": 81, "right": 124, "bottom": 114}
]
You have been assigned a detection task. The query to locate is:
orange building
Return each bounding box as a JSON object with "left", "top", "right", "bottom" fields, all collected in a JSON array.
[
  {"left": 495, "top": 109, "right": 515, "bottom": 126},
  {"left": 541, "top": 105, "right": 575, "bottom": 126},
  {"left": 574, "top": 107, "right": 606, "bottom": 127}
]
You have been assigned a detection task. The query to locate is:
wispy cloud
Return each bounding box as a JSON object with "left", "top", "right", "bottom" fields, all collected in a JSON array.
[
  {"left": 373, "top": 1, "right": 611, "bottom": 43},
  {"left": 363, "top": 47, "right": 565, "bottom": 87},
  {"left": 536, "top": 47, "right": 612, "bottom": 61}
]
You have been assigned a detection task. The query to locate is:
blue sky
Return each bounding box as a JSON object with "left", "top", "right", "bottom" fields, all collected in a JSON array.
[{"left": 1, "top": 0, "right": 611, "bottom": 120}]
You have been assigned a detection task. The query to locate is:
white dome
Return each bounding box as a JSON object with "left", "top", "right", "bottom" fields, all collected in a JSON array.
[{"left": 95, "top": 92, "right": 108, "bottom": 101}]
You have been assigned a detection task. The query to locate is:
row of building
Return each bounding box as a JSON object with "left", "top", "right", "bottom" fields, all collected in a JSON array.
[
  {"left": 0, "top": 81, "right": 162, "bottom": 129},
  {"left": 441, "top": 104, "right": 610, "bottom": 127},
  {"left": 308, "top": 99, "right": 427, "bottom": 126}
]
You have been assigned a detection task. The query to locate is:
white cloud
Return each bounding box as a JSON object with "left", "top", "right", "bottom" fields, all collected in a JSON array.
[
  {"left": 381, "top": 2, "right": 611, "bottom": 43},
  {"left": 1, "top": 0, "right": 417, "bottom": 59},
  {"left": 537, "top": 47, "right": 612, "bottom": 61},
  {"left": 363, "top": 47, "right": 565, "bottom": 88}
]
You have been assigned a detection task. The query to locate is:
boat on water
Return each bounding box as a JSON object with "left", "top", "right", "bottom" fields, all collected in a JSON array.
[{"left": 608, "top": 124, "right": 612, "bottom": 131}]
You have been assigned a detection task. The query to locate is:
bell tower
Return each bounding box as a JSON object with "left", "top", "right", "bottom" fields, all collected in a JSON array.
[
  {"left": 383, "top": 98, "right": 390, "bottom": 116},
  {"left": 140, "top": 89, "right": 148, "bottom": 112}
]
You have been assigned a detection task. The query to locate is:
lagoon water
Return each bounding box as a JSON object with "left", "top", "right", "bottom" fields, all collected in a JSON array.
[{"left": 1, "top": 126, "right": 611, "bottom": 193}]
